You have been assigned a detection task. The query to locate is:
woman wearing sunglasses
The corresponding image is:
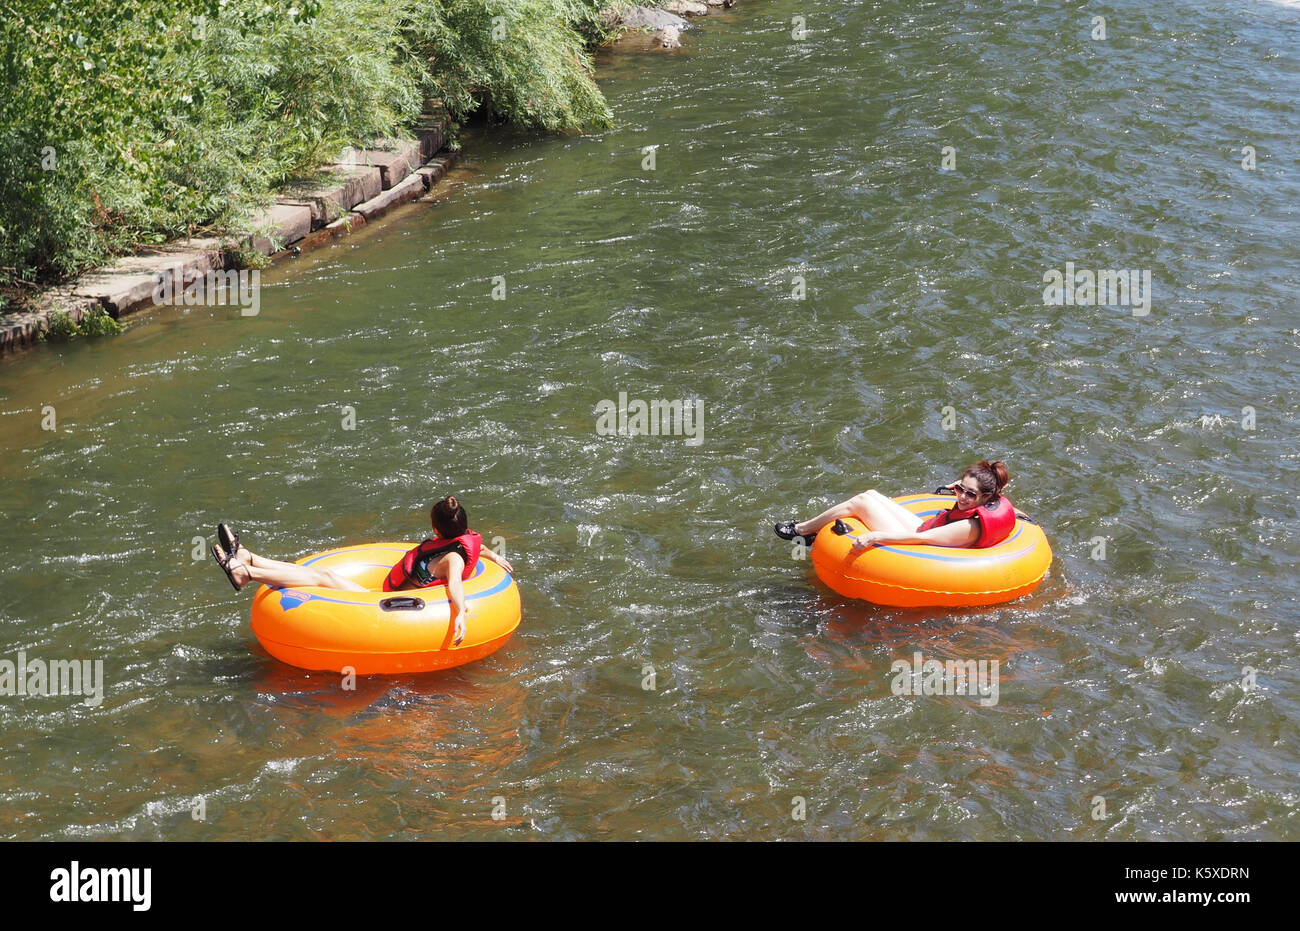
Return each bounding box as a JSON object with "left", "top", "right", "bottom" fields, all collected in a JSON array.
[{"left": 774, "top": 459, "right": 1017, "bottom": 551}]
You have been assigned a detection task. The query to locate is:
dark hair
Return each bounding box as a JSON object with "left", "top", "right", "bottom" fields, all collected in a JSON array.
[
  {"left": 430, "top": 495, "right": 468, "bottom": 538},
  {"left": 962, "top": 460, "right": 1010, "bottom": 499}
]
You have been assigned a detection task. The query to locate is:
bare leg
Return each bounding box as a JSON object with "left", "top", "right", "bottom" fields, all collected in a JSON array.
[
  {"left": 862, "top": 489, "right": 928, "bottom": 530},
  {"left": 230, "top": 550, "right": 366, "bottom": 592},
  {"left": 234, "top": 546, "right": 303, "bottom": 574},
  {"left": 795, "top": 489, "right": 923, "bottom": 536}
]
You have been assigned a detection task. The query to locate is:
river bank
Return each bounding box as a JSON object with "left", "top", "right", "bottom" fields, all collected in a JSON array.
[
  {"left": 0, "top": 2, "right": 743, "bottom": 361},
  {"left": 0, "top": 128, "right": 457, "bottom": 357}
]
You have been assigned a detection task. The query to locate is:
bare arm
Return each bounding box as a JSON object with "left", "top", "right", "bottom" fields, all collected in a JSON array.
[
  {"left": 479, "top": 545, "right": 513, "bottom": 574},
  {"left": 436, "top": 552, "right": 469, "bottom": 645}
]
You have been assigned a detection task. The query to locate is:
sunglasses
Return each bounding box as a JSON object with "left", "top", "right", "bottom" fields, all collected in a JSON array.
[{"left": 953, "top": 484, "right": 982, "bottom": 499}]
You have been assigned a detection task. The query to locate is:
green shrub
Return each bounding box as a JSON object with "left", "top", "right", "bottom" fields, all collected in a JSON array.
[
  {"left": 408, "top": 0, "right": 614, "bottom": 136},
  {"left": 0, "top": 0, "right": 225, "bottom": 284},
  {"left": 41, "top": 306, "right": 123, "bottom": 342},
  {"left": 220, "top": 243, "right": 272, "bottom": 271},
  {"left": 44, "top": 312, "right": 79, "bottom": 341},
  {"left": 1, "top": 0, "right": 620, "bottom": 294},
  {"left": 79, "top": 307, "right": 124, "bottom": 336}
]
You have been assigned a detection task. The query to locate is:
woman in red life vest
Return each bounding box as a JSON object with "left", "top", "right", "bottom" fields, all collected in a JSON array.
[
  {"left": 210, "top": 496, "right": 512, "bottom": 645},
  {"left": 381, "top": 496, "right": 512, "bottom": 644},
  {"left": 774, "top": 460, "right": 1018, "bottom": 551}
]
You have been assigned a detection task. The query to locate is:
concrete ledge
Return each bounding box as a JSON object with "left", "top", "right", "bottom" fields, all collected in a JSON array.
[
  {"left": 334, "top": 140, "right": 421, "bottom": 191},
  {"left": 248, "top": 203, "right": 313, "bottom": 255},
  {"left": 382, "top": 138, "right": 424, "bottom": 183},
  {"left": 353, "top": 171, "right": 426, "bottom": 222},
  {"left": 1, "top": 292, "right": 105, "bottom": 355},
  {"left": 295, "top": 226, "right": 336, "bottom": 252},
  {"left": 663, "top": 0, "right": 709, "bottom": 13},
  {"left": 284, "top": 165, "right": 383, "bottom": 223},
  {"left": 415, "top": 123, "right": 446, "bottom": 163},
  {"left": 417, "top": 156, "right": 448, "bottom": 185},
  {"left": 415, "top": 164, "right": 443, "bottom": 188},
  {"left": 36, "top": 290, "right": 102, "bottom": 324},
  {"left": 276, "top": 197, "right": 334, "bottom": 230},
  {"left": 340, "top": 166, "right": 383, "bottom": 210},
  {"left": 1, "top": 313, "right": 45, "bottom": 355},
  {"left": 70, "top": 246, "right": 224, "bottom": 316},
  {"left": 324, "top": 212, "right": 368, "bottom": 237},
  {"left": 73, "top": 268, "right": 161, "bottom": 316}
]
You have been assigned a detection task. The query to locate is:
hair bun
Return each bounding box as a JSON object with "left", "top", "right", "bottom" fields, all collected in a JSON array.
[
  {"left": 978, "top": 460, "right": 1010, "bottom": 492},
  {"left": 445, "top": 495, "right": 459, "bottom": 510}
]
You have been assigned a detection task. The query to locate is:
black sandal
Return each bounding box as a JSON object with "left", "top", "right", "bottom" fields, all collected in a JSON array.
[
  {"left": 211, "top": 544, "right": 248, "bottom": 592},
  {"left": 217, "top": 523, "right": 241, "bottom": 559},
  {"left": 774, "top": 520, "right": 817, "bottom": 547}
]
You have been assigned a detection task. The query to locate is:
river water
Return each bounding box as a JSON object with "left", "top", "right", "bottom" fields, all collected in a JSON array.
[{"left": 2, "top": 0, "right": 1298, "bottom": 840}]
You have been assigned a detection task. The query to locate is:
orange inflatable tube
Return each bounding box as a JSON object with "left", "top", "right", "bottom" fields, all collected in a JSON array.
[
  {"left": 811, "top": 494, "right": 1052, "bottom": 608},
  {"left": 250, "top": 543, "right": 521, "bottom": 674}
]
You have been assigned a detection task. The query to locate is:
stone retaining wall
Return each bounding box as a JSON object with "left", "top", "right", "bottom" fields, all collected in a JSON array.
[{"left": 1, "top": 116, "right": 456, "bottom": 357}]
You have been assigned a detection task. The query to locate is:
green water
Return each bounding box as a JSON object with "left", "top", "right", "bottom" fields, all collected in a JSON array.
[{"left": 2, "top": 0, "right": 1298, "bottom": 840}]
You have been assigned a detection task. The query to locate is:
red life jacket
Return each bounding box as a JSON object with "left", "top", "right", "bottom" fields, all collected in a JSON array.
[
  {"left": 918, "top": 495, "right": 1017, "bottom": 548},
  {"left": 382, "top": 531, "right": 482, "bottom": 592}
]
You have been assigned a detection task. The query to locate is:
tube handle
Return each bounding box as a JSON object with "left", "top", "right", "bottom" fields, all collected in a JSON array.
[{"left": 380, "top": 596, "right": 426, "bottom": 612}]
